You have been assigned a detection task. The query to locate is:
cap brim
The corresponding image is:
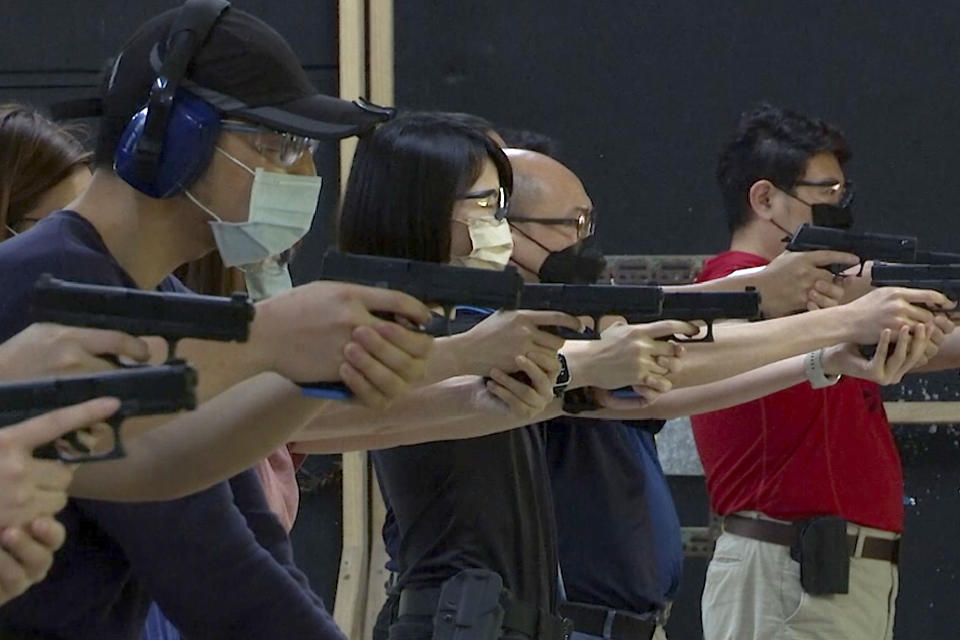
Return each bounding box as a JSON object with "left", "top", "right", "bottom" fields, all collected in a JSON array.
[
  {"left": 182, "top": 80, "right": 391, "bottom": 139},
  {"left": 232, "top": 94, "right": 392, "bottom": 139}
]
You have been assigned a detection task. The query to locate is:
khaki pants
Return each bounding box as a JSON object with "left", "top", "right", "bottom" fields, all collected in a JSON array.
[{"left": 701, "top": 525, "right": 899, "bottom": 640}]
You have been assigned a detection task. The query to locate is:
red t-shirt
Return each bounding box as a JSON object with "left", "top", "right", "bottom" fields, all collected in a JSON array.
[{"left": 690, "top": 250, "right": 904, "bottom": 532}]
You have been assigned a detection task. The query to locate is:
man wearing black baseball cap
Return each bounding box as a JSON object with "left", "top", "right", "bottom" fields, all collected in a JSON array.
[
  {"left": 97, "top": 0, "right": 391, "bottom": 148},
  {"left": 0, "top": 2, "right": 435, "bottom": 638}
]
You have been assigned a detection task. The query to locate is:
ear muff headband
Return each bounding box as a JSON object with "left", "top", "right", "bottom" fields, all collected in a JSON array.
[{"left": 130, "top": 0, "right": 230, "bottom": 183}]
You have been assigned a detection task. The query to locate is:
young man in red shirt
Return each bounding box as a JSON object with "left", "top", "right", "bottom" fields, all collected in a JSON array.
[{"left": 692, "top": 103, "right": 932, "bottom": 640}]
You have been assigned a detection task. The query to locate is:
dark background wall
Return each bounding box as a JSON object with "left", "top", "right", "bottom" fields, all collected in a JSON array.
[
  {"left": 394, "top": 2, "right": 960, "bottom": 255},
  {"left": 392, "top": 3, "right": 960, "bottom": 639}
]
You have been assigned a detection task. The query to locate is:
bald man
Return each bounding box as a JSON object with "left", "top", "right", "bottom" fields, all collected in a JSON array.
[{"left": 506, "top": 150, "right": 680, "bottom": 640}]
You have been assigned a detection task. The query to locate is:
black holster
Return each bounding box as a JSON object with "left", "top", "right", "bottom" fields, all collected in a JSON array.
[
  {"left": 789, "top": 516, "right": 850, "bottom": 595},
  {"left": 432, "top": 569, "right": 505, "bottom": 640}
]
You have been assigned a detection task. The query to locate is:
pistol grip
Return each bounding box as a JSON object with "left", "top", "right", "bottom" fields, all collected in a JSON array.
[
  {"left": 611, "top": 386, "right": 641, "bottom": 399},
  {"left": 299, "top": 382, "right": 354, "bottom": 401}
]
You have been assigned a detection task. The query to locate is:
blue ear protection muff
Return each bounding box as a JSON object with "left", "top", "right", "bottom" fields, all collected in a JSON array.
[{"left": 114, "top": 0, "right": 230, "bottom": 198}]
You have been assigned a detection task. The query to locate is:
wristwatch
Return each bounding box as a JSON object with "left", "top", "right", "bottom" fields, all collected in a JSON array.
[
  {"left": 553, "top": 353, "right": 571, "bottom": 397},
  {"left": 804, "top": 348, "right": 842, "bottom": 389}
]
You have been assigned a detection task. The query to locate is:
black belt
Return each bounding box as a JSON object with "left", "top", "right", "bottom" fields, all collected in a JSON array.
[
  {"left": 398, "top": 586, "right": 571, "bottom": 640},
  {"left": 558, "top": 602, "right": 657, "bottom": 640},
  {"left": 724, "top": 515, "right": 900, "bottom": 564}
]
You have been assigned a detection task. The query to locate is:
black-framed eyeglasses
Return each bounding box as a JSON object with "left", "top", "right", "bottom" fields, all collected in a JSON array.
[
  {"left": 507, "top": 209, "right": 596, "bottom": 240},
  {"left": 221, "top": 120, "right": 319, "bottom": 167},
  {"left": 791, "top": 179, "right": 855, "bottom": 208},
  {"left": 455, "top": 186, "right": 509, "bottom": 221}
]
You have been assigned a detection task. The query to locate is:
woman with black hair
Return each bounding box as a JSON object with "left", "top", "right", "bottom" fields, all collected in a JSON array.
[{"left": 335, "top": 112, "right": 578, "bottom": 640}]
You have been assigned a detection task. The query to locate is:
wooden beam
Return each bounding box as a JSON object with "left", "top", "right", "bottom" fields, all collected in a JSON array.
[{"left": 884, "top": 401, "right": 960, "bottom": 424}]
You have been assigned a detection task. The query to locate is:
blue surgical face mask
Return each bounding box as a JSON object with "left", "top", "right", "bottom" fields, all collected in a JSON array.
[{"left": 185, "top": 146, "right": 322, "bottom": 268}]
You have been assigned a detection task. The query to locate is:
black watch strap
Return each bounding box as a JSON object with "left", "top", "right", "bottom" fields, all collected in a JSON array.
[{"left": 562, "top": 387, "right": 600, "bottom": 414}]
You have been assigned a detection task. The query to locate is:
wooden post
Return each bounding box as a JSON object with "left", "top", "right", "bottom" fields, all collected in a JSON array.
[
  {"left": 335, "top": 2, "right": 370, "bottom": 639},
  {"left": 363, "top": 3, "right": 395, "bottom": 638},
  {"left": 368, "top": 0, "right": 394, "bottom": 107},
  {"left": 364, "top": 463, "right": 392, "bottom": 639}
]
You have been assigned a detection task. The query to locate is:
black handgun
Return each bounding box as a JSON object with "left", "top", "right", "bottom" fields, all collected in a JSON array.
[
  {"left": 914, "top": 249, "right": 960, "bottom": 265},
  {"left": 31, "top": 274, "right": 255, "bottom": 361},
  {"left": 0, "top": 363, "right": 198, "bottom": 462},
  {"left": 871, "top": 262, "right": 960, "bottom": 302},
  {"left": 643, "top": 289, "right": 762, "bottom": 342},
  {"left": 301, "top": 250, "right": 525, "bottom": 400},
  {"left": 519, "top": 283, "right": 664, "bottom": 337},
  {"left": 786, "top": 224, "right": 917, "bottom": 275}
]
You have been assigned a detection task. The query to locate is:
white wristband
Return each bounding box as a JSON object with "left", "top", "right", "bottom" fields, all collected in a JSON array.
[{"left": 804, "top": 348, "right": 842, "bottom": 389}]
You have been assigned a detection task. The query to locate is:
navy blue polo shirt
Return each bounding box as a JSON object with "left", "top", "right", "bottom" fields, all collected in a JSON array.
[
  {"left": 546, "top": 417, "right": 682, "bottom": 614},
  {"left": 0, "top": 211, "right": 342, "bottom": 640}
]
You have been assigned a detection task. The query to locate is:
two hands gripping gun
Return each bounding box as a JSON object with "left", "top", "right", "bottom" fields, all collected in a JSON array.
[
  {"left": 0, "top": 364, "right": 197, "bottom": 462},
  {"left": 605, "top": 289, "right": 762, "bottom": 397},
  {"left": 19, "top": 274, "right": 254, "bottom": 461},
  {"left": 299, "top": 250, "right": 525, "bottom": 400},
  {"left": 785, "top": 224, "right": 960, "bottom": 274},
  {"left": 857, "top": 262, "right": 960, "bottom": 358}
]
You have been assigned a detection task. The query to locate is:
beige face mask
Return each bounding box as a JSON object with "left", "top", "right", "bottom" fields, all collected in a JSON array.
[{"left": 451, "top": 216, "right": 514, "bottom": 270}]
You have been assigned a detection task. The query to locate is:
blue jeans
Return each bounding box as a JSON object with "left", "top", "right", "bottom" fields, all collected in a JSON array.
[{"left": 141, "top": 603, "right": 182, "bottom": 640}]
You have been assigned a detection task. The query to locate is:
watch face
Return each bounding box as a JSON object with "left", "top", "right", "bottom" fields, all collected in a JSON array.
[
  {"left": 557, "top": 354, "right": 571, "bottom": 383},
  {"left": 553, "top": 354, "right": 571, "bottom": 393}
]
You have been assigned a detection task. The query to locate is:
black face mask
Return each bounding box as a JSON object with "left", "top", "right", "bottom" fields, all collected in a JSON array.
[
  {"left": 811, "top": 202, "right": 854, "bottom": 229},
  {"left": 537, "top": 234, "right": 608, "bottom": 284}
]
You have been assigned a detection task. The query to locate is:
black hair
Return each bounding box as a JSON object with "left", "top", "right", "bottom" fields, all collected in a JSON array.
[
  {"left": 717, "top": 103, "right": 851, "bottom": 232},
  {"left": 434, "top": 111, "right": 496, "bottom": 135},
  {"left": 338, "top": 111, "right": 512, "bottom": 263},
  {"left": 498, "top": 128, "right": 560, "bottom": 158}
]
